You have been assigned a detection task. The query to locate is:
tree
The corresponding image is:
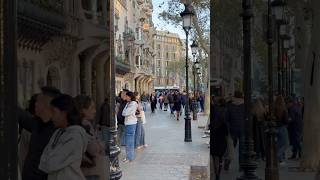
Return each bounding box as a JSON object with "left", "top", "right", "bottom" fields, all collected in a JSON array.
[{"left": 287, "top": 0, "right": 320, "bottom": 171}]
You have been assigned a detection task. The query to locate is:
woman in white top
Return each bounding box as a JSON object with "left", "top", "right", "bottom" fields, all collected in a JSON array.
[{"left": 122, "top": 91, "right": 138, "bottom": 162}]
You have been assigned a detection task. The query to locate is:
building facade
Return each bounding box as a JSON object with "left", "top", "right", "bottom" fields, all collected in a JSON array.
[
  {"left": 114, "top": 0, "right": 155, "bottom": 95},
  {"left": 153, "top": 30, "right": 184, "bottom": 90}
]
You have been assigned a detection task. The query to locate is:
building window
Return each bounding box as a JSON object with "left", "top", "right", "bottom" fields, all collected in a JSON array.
[
  {"left": 166, "top": 61, "right": 169, "bottom": 67},
  {"left": 136, "top": 56, "right": 140, "bottom": 68},
  {"left": 166, "top": 52, "right": 169, "bottom": 59},
  {"left": 157, "top": 44, "right": 161, "bottom": 50},
  {"left": 173, "top": 53, "right": 176, "bottom": 60},
  {"left": 157, "top": 52, "right": 161, "bottom": 58},
  {"left": 157, "top": 60, "right": 161, "bottom": 67}
]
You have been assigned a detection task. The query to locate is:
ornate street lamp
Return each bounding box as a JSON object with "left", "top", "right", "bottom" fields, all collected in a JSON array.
[
  {"left": 265, "top": 0, "right": 279, "bottom": 180},
  {"left": 180, "top": 2, "right": 194, "bottom": 142},
  {"left": 272, "top": 0, "right": 286, "bottom": 95},
  {"left": 238, "top": 0, "right": 260, "bottom": 179},
  {"left": 191, "top": 40, "right": 199, "bottom": 120}
]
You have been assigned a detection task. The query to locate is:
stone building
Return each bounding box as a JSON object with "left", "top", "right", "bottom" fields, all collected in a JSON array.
[
  {"left": 153, "top": 30, "right": 184, "bottom": 90},
  {"left": 114, "top": 0, "right": 155, "bottom": 95},
  {"left": 17, "top": 0, "right": 113, "bottom": 107}
]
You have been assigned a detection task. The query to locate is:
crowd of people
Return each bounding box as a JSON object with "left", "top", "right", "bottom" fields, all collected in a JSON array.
[
  {"left": 17, "top": 86, "right": 208, "bottom": 180},
  {"left": 210, "top": 91, "right": 304, "bottom": 178},
  {"left": 18, "top": 86, "right": 109, "bottom": 180}
]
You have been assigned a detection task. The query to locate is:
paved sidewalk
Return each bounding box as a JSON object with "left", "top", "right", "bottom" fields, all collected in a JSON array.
[{"left": 120, "top": 107, "right": 210, "bottom": 180}]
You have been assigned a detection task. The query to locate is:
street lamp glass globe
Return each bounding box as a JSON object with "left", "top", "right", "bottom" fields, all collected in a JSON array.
[
  {"left": 195, "top": 62, "right": 200, "bottom": 68},
  {"left": 191, "top": 41, "right": 199, "bottom": 55},
  {"left": 180, "top": 4, "right": 194, "bottom": 30}
]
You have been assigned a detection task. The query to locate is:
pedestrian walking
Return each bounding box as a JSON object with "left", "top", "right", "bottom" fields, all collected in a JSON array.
[
  {"left": 39, "top": 94, "right": 88, "bottom": 180},
  {"left": 225, "top": 91, "right": 245, "bottom": 171},
  {"left": 74, "top": 95, "right": 108, "bottom": 180},
  {"left": 287, "top": 97, "right": 303, "bottom": 159},
  {"left": 96, "top": 98, "right": 110, "bottom": 155},
  {"left": 134, "top": 92, "right": 147, "bottom": 150},
  {"left": 181, "top": 91, "right": 187, "bottom": 109},
  {"left": 18, "top": 86, "right": 61, "bottom": 180},
  {"left": 159, "top": 93, "right": 164, "bottom": 110},
  {"left": 211, "top": 98, "right": 229, "bottom": 180},
  {"left": 168, "top": 92, "right": 174, "bottom": 115},
  {"left": 252, "top": 98, "right": 267, "bottom": 160},
  {"left": 163, "top": 93, "right": 169, "bottom": 111},
  {"left": 116, "top": 89, "right": 129, "bottom": 146},
  {"left": 173, "top": 92, "right": 182, "bottom": 121},
  {"left": 275, "top": 95, "right": 289, "bottom": 166},
  {"left": 141, "top": 92, "right": 149, "bottom": 112},
  {"left": 122, "top": 91, "right": 138, "bottom": 162},
  {"left": 150, "top": 92, "right": 157, "bottom": 113}
]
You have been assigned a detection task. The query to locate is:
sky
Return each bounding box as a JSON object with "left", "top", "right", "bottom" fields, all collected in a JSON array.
[{"left": 152, "top": 0, "right": 186, "bottom": 40}]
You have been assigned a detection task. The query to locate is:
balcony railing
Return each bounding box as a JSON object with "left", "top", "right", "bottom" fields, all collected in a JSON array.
[{"left": 21, "top": 0, "right": 64, "bottom": 14}]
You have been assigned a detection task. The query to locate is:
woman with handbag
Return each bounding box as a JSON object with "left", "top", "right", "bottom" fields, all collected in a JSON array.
[
  {"left": 122, "top": 91, "right": 138, "bottom": 162},
  {"left": 74, "top": 95, "right": 108, "bottom": 180},
  {"left": 134, "top": 92, "right": 147, "bottom": 150}
]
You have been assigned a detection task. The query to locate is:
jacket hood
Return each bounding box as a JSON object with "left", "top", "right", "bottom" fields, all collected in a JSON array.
[
  {"left": 66, "top": 125, "right": 88, "bottom": 147},
  {"left": 232, "top": 97, "right": 244, "bottom": 105}
]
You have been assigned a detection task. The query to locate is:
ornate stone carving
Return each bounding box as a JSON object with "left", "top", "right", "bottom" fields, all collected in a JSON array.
[{"left": 45, "top": 37, "right": 77, "bottom": 69}]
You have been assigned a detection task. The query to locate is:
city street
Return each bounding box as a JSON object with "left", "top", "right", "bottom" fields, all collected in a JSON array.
[
  {"left": 119, "top": 106, "right": 316, "bottom": 180},
  {"left": 120, "top": 105, "right": 210, "bottom": 180}
]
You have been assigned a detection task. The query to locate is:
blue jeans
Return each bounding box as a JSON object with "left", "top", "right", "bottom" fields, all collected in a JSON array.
[
  {"left": 277, "top": 126, "right": 289, "bottom": 161},
  {"left": 135, "top": 120, "right": 143, "bottom": 148},
  {"left": 125, "top": 124, "right": 137, "bottom": 161},
  {"left": 142, "top": 101, "right": 148, "bottom": 111},
  {"left": 97, "top": 126, "right": 110, "bottom": 155}
]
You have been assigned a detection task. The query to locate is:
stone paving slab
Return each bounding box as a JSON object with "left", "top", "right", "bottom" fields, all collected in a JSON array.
[{"left": 120, "top": 107, "right": 210, "bottom": 180}]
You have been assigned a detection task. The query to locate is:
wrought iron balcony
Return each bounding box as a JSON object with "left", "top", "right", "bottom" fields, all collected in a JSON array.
[
  {"left": 17, "top": 0, "right": 66, "bottom": 51},
  {"left": 123, "top": 28, "right": 136, "bottom": 42}
]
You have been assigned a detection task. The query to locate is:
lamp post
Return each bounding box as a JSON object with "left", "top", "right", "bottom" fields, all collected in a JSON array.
[
  {"left": 191, "top": 40, "right": 199, "bottom": 120},
  {"left": 264, "top": 0, "right": 279, "bottom": 179},
  {"left": 272, "top": 0, "right": 286, "bottom": 95},
  {"left": 238, "top": 0, "right": 260, "bottom": 179},
  {"left": 180, "top": 2, "right": 194, "bottom": 142}
]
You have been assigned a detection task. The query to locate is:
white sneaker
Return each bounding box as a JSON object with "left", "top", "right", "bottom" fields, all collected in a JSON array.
[{"left": 279, "top": 161, "right": 287, "bottom": 167}]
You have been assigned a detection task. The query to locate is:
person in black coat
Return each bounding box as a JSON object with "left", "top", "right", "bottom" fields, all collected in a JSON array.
[
  {"left": 173, "top": 92, "right": 182, "bottom": 120},
  {"left": 212, "top": 97, "right": 228, "bottom": 179},
  {"left": 150, "top": 92, "right": 157, "bottom": 113}
]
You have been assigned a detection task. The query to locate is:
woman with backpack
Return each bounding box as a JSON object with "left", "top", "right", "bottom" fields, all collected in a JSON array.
[{"left": 74, "top": 95, "right": 107, "bottom": 180}]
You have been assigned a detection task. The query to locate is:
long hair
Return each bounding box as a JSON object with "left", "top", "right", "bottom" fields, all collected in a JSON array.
[
  {"left": 73, "top": 95, "right": 93, "bottom": 119},
  {"left": 274, "top": 95, "right": 286, "bottom": 120},
  {"left": 50, "top": 94, "right": 81, "bottom": 126},
  {"left": 27, "top": 93, "right": 40, "bottom": 115}
]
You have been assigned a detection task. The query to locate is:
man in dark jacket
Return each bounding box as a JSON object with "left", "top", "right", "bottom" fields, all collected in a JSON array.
[
  {"left": 225, "top": 91, "right": 245, "bottom": 171},
  {"left": 168, "top": 92, "right": 174, "bottom": 114},
  {"left": 18, "top": 86, "right": 61, "bottom": 180},
  {"left": 287, "top": 98, "right": 303, "bottom": 159},
  {"left": 116, "top": 89, "right": 129, "bottom": 146}
]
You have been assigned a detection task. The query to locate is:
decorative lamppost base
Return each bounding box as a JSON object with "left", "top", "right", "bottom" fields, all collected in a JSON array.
[{"left": 109, "top": 128, "right": 122, "bottom": 180}]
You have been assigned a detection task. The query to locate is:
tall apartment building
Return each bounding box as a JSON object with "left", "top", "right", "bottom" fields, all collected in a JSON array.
[{"left": 153, "top": 30, "right": 184, "bottom": 89}]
